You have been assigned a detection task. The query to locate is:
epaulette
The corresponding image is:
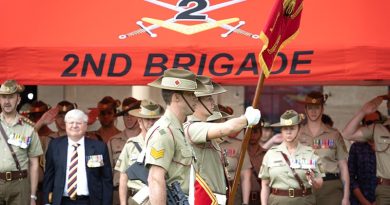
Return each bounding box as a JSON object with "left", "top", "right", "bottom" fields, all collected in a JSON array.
[
  {"left": 159, "top": 128, "right": 167, "bottom": 136},
  {"left": 323, "top": 125, "right": 338, "bottom": 134},
  {"left": 159, "top": 117, "right": 171, "bottom": 129},
  {"left": 19, "top": 116, "right": 35, "bottom": 127}
]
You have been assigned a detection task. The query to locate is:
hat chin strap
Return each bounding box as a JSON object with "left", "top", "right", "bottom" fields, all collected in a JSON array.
[
  {"left": 180, "top": 93, "right": 195, "bottom": 113},
  {"left": 198, "top": 98, "right": 213, "bottom": 116},
  {"left": 139, "top": 119, "right": 148, "bottom": 132}
]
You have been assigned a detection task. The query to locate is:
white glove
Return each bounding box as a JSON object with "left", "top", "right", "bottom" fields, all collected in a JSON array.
[{"left": 244, "top": 106, "right": 261, "bottom": 126}]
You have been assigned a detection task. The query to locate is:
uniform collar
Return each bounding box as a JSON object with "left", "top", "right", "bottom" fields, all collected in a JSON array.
[
  {"left": 300, "top": 123, "right": 330, "bottom": 137},
  {"left": 120, "top": 132, "right": 128, "bottom": 140},
  {"left": 165, "top": 109, "right": 184, "bottom": 132},
  {"left": 123, "top": 127, "right": 141, "bottom": 140},
  {"left": 278, "top": 141, "right": 304, "bottom": 155},
  {"left": 0, "top": 112, "right": 22, "bottom": 126},
  {"left": 128, "top": 133, "right": 145, "bottom": 144},
  {"left": 187, "top": 115, "right": 202, "bottom": 122}
]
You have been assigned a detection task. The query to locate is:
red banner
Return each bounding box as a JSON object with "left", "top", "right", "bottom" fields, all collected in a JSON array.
[
  {"left": 194, "top": 173, "right": 218, "bottom": 205},
  {"left": 0, "top": 0, "right": 389, "bottom": 85},
  {"left": 259, "top": 0, "right": 303, "bottom": 77}
]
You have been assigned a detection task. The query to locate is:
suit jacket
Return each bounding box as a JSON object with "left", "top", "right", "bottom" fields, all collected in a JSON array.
[{"left": 42, "top": 136, "right": 113, "bottom": 205}]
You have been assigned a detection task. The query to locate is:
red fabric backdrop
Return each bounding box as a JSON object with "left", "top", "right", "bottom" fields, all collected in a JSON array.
[{"left": 0, "top": 0, "right": 389, "bottom": 85}]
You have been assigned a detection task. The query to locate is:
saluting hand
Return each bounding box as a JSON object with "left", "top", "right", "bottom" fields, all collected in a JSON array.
[
  {"left": 41, "top": 106, "right": 59, "bottom": 124},
  {"left": 361, "top": 96, "right": 383, "bottom": 115},
  {"left": 34, "top": 106, "right": 59, "bottom": 131},
  {"left": 87, "top": 108, "right": 100, "bottom": 125}
]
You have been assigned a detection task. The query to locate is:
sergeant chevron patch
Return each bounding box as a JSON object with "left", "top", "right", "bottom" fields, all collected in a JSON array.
[{"left": 151, "top": 147, "right": 165, "bottom": 159}]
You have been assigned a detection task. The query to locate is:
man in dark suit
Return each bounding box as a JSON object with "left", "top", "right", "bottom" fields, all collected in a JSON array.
[{"left": 43, "top": 109, "right": 113, "bottom": 205}]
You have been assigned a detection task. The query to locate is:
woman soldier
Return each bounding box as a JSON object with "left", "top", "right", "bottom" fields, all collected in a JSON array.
[{"left": 259, "top": 110, "right": 324, "bottom": 205}]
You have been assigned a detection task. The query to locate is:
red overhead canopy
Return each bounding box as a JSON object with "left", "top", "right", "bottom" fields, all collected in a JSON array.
[{"left": 0, "top": 0, "right": 389, "bottom": 85}]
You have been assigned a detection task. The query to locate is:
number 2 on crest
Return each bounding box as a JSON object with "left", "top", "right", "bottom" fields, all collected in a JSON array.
[{"left": 175, "top": 0, "right": 210, "bottom": 20}]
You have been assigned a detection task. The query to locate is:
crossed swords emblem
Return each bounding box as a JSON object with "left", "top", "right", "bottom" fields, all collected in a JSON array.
[{"left": 118, "top": 0, "right": 259, "bottom": 39}]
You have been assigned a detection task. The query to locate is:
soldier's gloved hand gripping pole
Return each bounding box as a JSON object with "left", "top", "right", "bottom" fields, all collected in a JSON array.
[
  {"left": 228, "top": 73, "right": 265, "bottom": 205},
  {"left": 244, "top": 106, "right": 261, "bottom": 127}
]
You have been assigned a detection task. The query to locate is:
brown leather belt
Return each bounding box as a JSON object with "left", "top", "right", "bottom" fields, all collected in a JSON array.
[
  {"left": 62, "top": 195, "right": 89, "bottom": 201},
  {"left": 377, "top": 177, "right": 390, "bottom": 186},
  {"left": 271, "top": 188, "right": 312, "bottom": 197},
  {"left": 0, "top": 170, "right": 28, "bottom": 181},
  {"left": 323, "top": 173, "right": 339, "bottom": 181}
]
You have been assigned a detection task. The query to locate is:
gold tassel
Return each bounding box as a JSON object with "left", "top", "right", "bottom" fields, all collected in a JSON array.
[{"left": 283, "top": 0, "right": 296, "bottom": 16}]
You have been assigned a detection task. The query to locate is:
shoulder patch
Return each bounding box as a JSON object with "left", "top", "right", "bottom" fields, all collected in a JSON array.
[
  {"left": 150, "top": 147, "right": 164, "bottom": 159},
  {"left": 159, "top": 129, "right": 167, "bottom": 135}
]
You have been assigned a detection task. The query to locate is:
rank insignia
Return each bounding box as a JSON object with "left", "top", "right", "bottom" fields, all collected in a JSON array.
[{"left": 151, "top": 147, "right": 165, "bottom": 159}]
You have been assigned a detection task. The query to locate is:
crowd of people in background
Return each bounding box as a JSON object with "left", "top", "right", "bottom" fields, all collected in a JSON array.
[{"left": 0, "top": 69, "right": 389, "bottom": 205}]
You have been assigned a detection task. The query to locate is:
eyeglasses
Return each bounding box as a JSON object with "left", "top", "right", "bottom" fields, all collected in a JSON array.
[{"left": 66, "top": 121, "right": 85, "bottom": 126}]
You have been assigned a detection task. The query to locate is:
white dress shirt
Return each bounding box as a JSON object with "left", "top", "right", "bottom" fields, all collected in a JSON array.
[{"left": 64, "top": 137, "right": 89, "bottom": 196}]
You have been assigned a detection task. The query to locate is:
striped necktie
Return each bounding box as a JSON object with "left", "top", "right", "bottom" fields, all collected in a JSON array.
[{"left": 67, "top": 143, "right": 80, "bottom": 200}]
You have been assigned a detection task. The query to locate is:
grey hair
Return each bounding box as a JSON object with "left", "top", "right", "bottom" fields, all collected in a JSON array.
[{"left": 64, "top": 109, "right": 88, "bottom": 123}]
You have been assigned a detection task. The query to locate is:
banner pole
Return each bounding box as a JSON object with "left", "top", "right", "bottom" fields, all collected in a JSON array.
[{"left": 228, "top": 71, "right": 265, "bottom": 205}]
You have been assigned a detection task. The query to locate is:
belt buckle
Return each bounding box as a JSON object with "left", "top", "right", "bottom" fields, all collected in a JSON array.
[
  {"left": 5, "top": 172, "right": 12, "bottom": 181},
  {"left": 288, "top": 188, "right": 295, "bottom": 198},
  {"left": 70, "top": 195, "right": 77, "bottom": 201}
]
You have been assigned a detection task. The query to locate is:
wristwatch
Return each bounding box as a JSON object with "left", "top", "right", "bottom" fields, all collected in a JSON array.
[{"left": 30, "top": 195, "right": 38, "bottom": 200}]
